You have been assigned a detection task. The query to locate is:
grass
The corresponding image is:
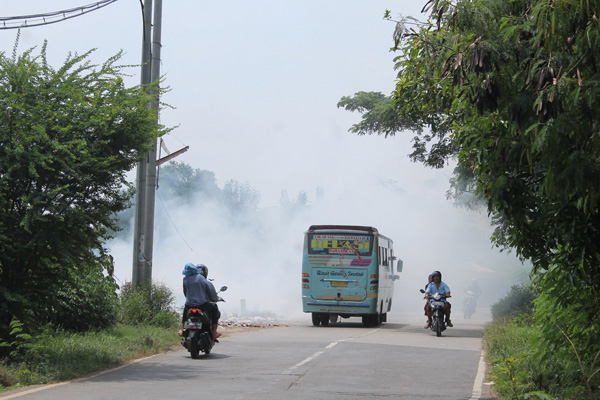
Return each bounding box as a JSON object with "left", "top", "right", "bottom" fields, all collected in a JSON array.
[
  {"left": 0, "top": 325, "right": 180, "bottom": 391},
  {"left": 484, "top": 318, "right": 599, "bottom": 400}
]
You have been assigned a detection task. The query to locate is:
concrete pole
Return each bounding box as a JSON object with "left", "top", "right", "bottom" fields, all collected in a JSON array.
[
  {"left": 140, "top": 0, "right": 163, "bottom": 285},
  {"left": 132, "top": 0, "right": 153, "bottom": 286}
]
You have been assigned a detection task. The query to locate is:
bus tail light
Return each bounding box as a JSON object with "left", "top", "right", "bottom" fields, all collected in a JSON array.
[
  {"left": 302, "top": 273, "right": 310, "bottom": 289},
  {"left": 370, "top": 274, "right": 379, "bottom": 290}
]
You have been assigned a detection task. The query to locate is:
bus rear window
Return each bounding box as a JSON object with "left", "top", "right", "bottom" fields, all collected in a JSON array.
[{"left": 308, "top": 233, "right": 373, "bottom": 256}]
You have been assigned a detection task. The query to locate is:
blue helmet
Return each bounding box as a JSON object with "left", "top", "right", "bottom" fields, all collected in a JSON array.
[{"left": 182, "top": 263, "right": 199, "bottom": 276}]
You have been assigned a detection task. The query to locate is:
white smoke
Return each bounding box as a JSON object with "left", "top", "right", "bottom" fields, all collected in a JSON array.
[{"left": 107, "top": 148, "right": 531, "bottom": 325}]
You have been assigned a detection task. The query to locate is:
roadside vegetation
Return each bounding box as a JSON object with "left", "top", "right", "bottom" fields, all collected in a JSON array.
[
  {"left": 0, "top": 40, "right": 286, "bottom": 394},
  {"left": 340, "top": 1, "right": 600, "bottom": 399},
  {"left": 0, "top": 282, "right": 180, "bottom": 391},
  {"left": 485, "top": 285, "right": 600, "bottom": 399},
  {"left": 0, "top": 41, "right": 181, "bottom": 392}
]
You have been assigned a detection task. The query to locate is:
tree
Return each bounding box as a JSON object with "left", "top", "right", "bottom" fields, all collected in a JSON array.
[
  {"left": 343, "top": 0, "right": 600, "bottom": 292},
  {"left": 159, "top": 161, "right": 221, "bottom": 203},
  {"left": 223, "top": 180, "right": 261, "bottom": 214},
  {"left": 340, "top": 0, "right": 600, "bottom": 365},
  {"left": 0, "top": 41, "right": 164, "bottom": 339}
]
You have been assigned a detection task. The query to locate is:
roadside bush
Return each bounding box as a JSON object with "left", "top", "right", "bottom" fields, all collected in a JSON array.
[
  {"left": 491, "top": 284, "right": 536, "bottom": 320},
  {"left": 118, "top": 281, "right": 179, "bottom": 328},
  {"left": 53, "top": 261, "right": 119, "bottom": 332}
]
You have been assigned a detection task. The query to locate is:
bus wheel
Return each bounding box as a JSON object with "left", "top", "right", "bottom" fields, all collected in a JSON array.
[
  {"left": 311, "top": 313, "right": 321, "bottom": 326},
  {"left": 319, "top": 313, "right": 330, "bottom": 326},
  {"left": 362, "top": 314, "right": 380, "bottom": 327}
]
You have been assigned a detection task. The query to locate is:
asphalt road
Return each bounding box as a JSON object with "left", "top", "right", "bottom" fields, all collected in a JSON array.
[{"left": 1, "top": 313, "right": 494, "bottom": 400}]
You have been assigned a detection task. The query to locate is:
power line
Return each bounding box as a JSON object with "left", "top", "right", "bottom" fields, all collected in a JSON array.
[
  {"left": 0, "top": 0, "right": 119, "bottom": 30},
  {"left": 156, "top": 190, "right": 194, "bottom": 253}
]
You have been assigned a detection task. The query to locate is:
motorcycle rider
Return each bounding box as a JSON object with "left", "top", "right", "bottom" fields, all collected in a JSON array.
[
  {"left": 463, "top": 279, "right": 481, "bottom": 316},
  {"left": 182, "top": 263, "right": 222, "bottom": 339},
  {"left": 465, "top": 279, "right": 482, "bottom": 298},
  {"left": 424, "top": 274, "right": 433, "bottom": 291},
  {"left": 424, "top": 270, "right": 452, "bottom": 329}
]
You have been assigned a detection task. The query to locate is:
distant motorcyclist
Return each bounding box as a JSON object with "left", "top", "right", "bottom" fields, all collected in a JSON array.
[
  {"left": 182, "top": 263, "right": 222, "bottom": 339},
  {"left": 424, "top": 270, "right": 452, "bottom": 328},
  {"left": 463, "top": 279, "right": 481, "bottom": 318},
  {"left": 465, "top": 279, "right": 481, "bottom": 298}
]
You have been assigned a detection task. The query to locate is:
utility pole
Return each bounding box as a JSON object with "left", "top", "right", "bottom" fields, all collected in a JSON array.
[{"left": 132, "top": 0, "right": 162, "bottom": 286}]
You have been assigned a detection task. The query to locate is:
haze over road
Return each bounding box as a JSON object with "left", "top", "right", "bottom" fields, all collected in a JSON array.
[{"left": 2, "top": 311, "right": 492, "bottom": 400}]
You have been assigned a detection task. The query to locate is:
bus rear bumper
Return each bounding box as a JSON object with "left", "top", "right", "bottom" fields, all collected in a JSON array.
[{"left": 303, "top": 300, "right": 375, "bottom": 315}]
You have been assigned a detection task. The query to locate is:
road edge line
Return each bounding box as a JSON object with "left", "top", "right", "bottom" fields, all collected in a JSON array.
[{"left": 469, "top": 347, "right": 487, "bottom": 400}]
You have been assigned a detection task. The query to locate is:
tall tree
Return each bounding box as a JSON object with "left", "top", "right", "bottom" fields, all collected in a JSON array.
[
  {"left": 0, "top": 42, "right": 164, "bottom": 337},
  {"left": 340, "top": 0, "right": 600, "bottom": 352},
  {"left": 159, "top": 161, "right": 221, "bottom": 203}
]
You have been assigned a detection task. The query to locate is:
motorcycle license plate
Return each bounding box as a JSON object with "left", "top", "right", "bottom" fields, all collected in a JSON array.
[
  {"left": 331, "top": 281, "right": 348, "bottom": 287},
  {"left": 184, "top": 321, "right": 202, "bottom": 329}
]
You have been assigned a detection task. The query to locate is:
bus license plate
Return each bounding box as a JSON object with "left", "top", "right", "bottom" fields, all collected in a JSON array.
[{"left": 331, "top": 281, "right": 348, "bottom": 287}]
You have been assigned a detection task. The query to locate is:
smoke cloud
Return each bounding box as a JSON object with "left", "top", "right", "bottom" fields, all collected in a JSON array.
[{"left": 108, "top": 138, "right": 531, "bottom": 324}]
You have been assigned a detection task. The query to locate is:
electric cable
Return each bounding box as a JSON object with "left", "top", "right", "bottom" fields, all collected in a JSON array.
[
  {"left": 156, "top": 190, "right": 194, "bottom": 253},
  {"left": 0, "top": 0, "right": 119, "bottom": 29}
]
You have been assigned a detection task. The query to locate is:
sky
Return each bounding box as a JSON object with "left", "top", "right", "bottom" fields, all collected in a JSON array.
[{"left": 2, "top": 1, "right": 531, "bottom": 322}]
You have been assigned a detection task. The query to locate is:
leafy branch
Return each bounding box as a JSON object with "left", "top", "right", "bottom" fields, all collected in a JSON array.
[{"left": 555, "top": 323, "right": 600, "bottom": 400}]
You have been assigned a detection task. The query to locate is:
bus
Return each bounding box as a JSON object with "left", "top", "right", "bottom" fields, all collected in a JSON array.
[{"left": 301, "top": 225, "right": 403, "bottom": 327}]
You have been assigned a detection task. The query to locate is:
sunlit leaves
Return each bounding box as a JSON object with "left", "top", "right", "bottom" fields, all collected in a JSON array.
[
  {"left": 341, "top": 1, "right": 600, "bottom": 364},
  {"left": 0, "top": 42, "right": 164, "bottom": 339}
]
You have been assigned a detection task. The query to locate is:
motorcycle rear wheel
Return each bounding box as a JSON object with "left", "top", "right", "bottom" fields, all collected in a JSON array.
[
  {"left": 189, "top": 332, "right": 200, "bottom": 359},
  {"left": 201, "top": 332, "right": 212, "bottom": 355}
]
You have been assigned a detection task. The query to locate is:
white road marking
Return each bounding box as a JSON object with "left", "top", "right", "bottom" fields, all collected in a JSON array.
[
  {"left": 469, "top": 348, "right": 487, "bottom": 400},
  {"left": 286, "top": 327, "right": 380, "bottom": 373}
]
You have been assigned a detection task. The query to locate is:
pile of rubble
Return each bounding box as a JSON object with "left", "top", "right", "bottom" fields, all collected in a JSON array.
[{"left": 219, "top": 316, "right": 287, "bottom": 328}]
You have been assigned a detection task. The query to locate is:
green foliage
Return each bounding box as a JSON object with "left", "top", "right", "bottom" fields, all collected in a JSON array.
[
  {"left": 53, "top": 257, "right": 119, "bottom": 331},
  {"left": 342, "top": 0, "right": 600, "bottom": 291},
  {"left": 490, "top": 356, "right": 534, "bottom": 399},
  {"left": 0, "top": 319, "right": 36, "bottom": 360},
  {"left": 342, "top": 3, "right": 600, "bottom": 396},
  {"left": 533, "top": 267, "right": 600, "bottom": 358},
  {"left": 117, "top": 281, "right": 179, "bottom": 328},
  {"left": 485, "top": 316, "right": 599, "bottom": 399},
  {"left": 491, "top": 284, "right": 537, "bottom": 320},
  {"left": 0, "top": 324, "right": 179, "bottom": 389},
  {"left": 0, "top": 40, "right": 164, "bottom": 339},
  {"left": 532, "top": 270, "right": 600, "bottom": 400},
  {"left": 337, "top": 91, "right": 424, "bottom": 139}
]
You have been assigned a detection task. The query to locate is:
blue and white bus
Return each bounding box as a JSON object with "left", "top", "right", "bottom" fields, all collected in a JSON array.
[{"left": 301, "top": 225, "right": 403, "bottom": 327}]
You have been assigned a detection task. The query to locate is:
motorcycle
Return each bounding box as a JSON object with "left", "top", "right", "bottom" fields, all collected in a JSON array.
[
  {"left": 181, "top": 286, "right": 227, "bottom": 358},
  {"left": 420, "top": 289, "right": 450, "bottom": 337},
  {"left": 463, "top": 289, "right": 477, "bottom": 319}
]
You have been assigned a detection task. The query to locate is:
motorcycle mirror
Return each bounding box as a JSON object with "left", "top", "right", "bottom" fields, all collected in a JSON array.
[
  {"left": 219, "top": 286, "right": 228, "bottom": 292},
  {"left": 419, "top": 289, "right": 425, "bottom": 294}
]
